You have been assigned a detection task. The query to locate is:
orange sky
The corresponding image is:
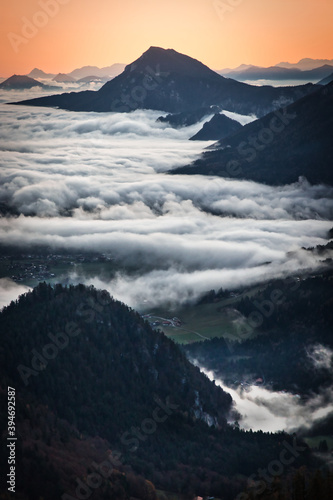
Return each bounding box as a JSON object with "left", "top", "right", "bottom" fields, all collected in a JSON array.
[{"left": 1, "top": 0, "right": 333, "bottom": 77}]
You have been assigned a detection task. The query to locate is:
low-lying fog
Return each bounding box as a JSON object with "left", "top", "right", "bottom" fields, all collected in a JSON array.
[
  {"left": 1, "top": 89, "right": 332, "bottom": 310},
  {"left": 201, "top": 366, "right": 333, "bottom": 434}
]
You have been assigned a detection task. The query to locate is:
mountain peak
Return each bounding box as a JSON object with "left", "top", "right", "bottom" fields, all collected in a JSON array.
[
  {"left": 52, "top": 72, "right": 75, "bottom": 83},
  {"left": 0, "top": 74, "right": 44, "bottom": 89},
  {"left": 144, "top": 46, "right": 178, "bottom": 54},
  {"left": 122, "top": 46, "right": 223, "bottom": 83},
  {"left": 14, "top": 47, "right": 316, "bottom": 116},
  {"left": 145, "top": 45, "right": 168, "bottom": 53}
]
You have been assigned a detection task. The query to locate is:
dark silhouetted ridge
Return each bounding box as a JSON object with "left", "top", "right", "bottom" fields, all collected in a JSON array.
[
  {"left": 173, "top": 82, "right": 333, "bottom": 185},
  {"left": 13, "top": 47, "right": 317, "bottom": 116},
  {"left": 0, "top": 74, "right": 44, "bottom": 89},
  {"left": 190, "top": 113, "right": 243, "bottom": 141}
]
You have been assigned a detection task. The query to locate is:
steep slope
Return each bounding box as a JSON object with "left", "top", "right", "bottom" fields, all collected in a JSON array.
[
  {"left": 0, "top": 283, "right": 317, "bottom": 498},
  {"left": 318, "top": 72, "right": 333, "bottom": 85},
  {"left": 13, "top": 47, "right": 317, "bottom": 117},
  {"left": 185, "top": 270, "right": 333, "bottom": 396},
  {"left": 190, "top": 113, "right": 243, "bottom": 141},
  {"left": 1, "top": 283, "right": 232, "bottom": 431},
  {"left": 173, "top": 82, "right": 333, "bottom": 185},
  {"left": 0, "top": 397, "right": 158, "bottom": 500}
]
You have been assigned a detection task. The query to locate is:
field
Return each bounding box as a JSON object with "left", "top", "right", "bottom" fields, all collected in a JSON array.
[{"left": 148, "top": 286, "right": 266, "bottom": 344}]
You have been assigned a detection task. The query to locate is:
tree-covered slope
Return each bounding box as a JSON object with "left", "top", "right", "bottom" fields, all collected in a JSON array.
[
  {"left": 185, "top": 270, "right": 333, "bottom": 396},
  {"left": 0, "top": 283, "right": 323, "bottom": 499},
  {"left": 173, "top": 82, "right": 333, "bottom": 185}
]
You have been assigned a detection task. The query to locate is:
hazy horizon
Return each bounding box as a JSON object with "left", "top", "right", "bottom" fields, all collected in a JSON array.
[
  {"left": 1, "top": 49, "right": 333, "bottom": 80},
  {"left": 1, "top": 90, "right": 332, "bottom": 311}
]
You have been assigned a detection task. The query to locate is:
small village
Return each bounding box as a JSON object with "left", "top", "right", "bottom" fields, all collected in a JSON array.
[
  {"left": 142, "top": 313, "right": 182, "bottom": 329},
  {"left": 0, "top": 251, "right": 114, "bottom": 283}
]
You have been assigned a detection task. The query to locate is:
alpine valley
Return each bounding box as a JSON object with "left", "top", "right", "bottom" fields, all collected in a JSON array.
[{"left": 1, "top": 46, "right": 333, "bottom": 500}]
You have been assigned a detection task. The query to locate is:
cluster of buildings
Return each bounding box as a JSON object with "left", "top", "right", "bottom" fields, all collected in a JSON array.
[
  {"left": 142, "top": 314, "right": 182, "bottom": 329},
  {"left": 8, "top": 261, "right": 55, "bottom": 282},
  {"left": 1, "top": 251, "right": 114, "bottom": 284}
]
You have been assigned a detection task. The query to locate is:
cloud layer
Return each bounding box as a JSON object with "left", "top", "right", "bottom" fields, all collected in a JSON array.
[
  {"left": 0, "top": 278, "right": 31, "bottom": 310},
  {"left": 201, "top": 367, "right": 333, "bottom": 433},
  {"left": 0, "top": 95, "right": 332, "bottom": 309}
]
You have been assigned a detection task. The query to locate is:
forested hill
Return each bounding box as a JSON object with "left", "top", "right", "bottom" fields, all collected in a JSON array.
[
  {"left": 173, "top": 81, "right": 333, "bottom": 186},
  {"left": 0, "top": 283, "right": 324, "bottom": 499},
  {"left": 1, "top": 283, "right": 232, "bottom": 432}
]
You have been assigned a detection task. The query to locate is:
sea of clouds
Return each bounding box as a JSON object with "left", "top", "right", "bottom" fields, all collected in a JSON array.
[
  {"left": 1, "top": 89, "right": 333, "bottom": 435},
  {"left": 0, "top": 89, "right": 332, "bottom": 310}
]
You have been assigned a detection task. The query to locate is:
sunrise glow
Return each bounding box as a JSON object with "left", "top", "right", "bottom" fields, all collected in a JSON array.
[{"left": 1, "top": 0, "right": 333, "bottom": 76}]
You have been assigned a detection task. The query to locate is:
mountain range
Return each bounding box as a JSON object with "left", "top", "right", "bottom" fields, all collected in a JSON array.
[
  {"left": 218, "top": 64, "right": 333, "bottom": 82},
  {"left": 27, "top": 63, "right": 126, "bottom": 81},
  {"left": 276, "top": 57, "right": 333, "bottom": 71},
  {"left": 68, "top": 63, "right": 126, "bottom": 80},
  {"left": 13, "top": 47, "right": 317, "bottom": 117},
  {"left": 173, "top": 81, "right": 333, "bottom": 186},
  {"left": 220, "top": 58, "right": 333, "bottom": 74}
]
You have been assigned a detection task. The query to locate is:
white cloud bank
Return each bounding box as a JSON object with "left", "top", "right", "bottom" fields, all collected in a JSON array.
[
  {"left": 0, "top": 97, "right": 332, "bottom": 309},
  {"left": 201, "top": 367, "right": 333, "bottom": 433},
  {"left": 0, "top": 278, "right": 31, "bottom": 310}
]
